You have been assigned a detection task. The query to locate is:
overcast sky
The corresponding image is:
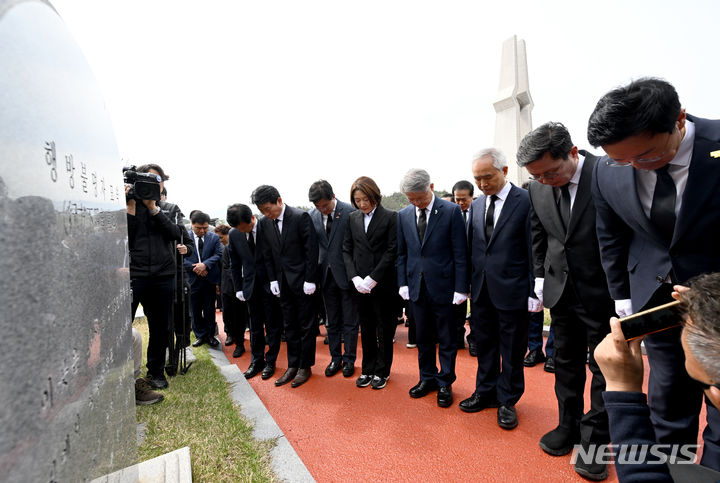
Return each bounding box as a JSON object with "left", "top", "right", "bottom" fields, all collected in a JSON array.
[{"left": 51, "top": 0, "right": 720, "bottom": 219}]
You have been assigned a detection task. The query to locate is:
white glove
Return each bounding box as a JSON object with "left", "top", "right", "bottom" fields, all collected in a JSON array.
[
  {"left": 528, "top": 297, "right": 543, "bottom": 312},
  {"left": 453, "top": 292, "right": 468, "bottom": 305},
  {"left": 362, "top": 276, "right": 378, "bottom": 293},
  {"left": 534, "top": 277, "right": 544, "bottom": 305},
  {"left": 235, "top": 290, "right": 245, "bottom": 302},
  {"left": 399, "top": 285, "right": 410, "bottom": 301},
  {"left": 352, "top": 276, "right": 370, "bottom": 294},
  {"left": 614, "top": 299, "right": 633, "bottom": 318},
  {"left": 270, "top": 280, "right": 280, "bottom": 297},
  {"left": 303, "top": 281, "right": 316, "bottom": 295}
]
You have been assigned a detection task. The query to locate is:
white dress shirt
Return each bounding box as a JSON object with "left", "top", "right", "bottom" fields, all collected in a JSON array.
[
  {"left": 635, "top": 120, "right": 695, "bottom": 219},
  {"left": 194, "top": 234, "right": 204, "bottom": 263},
  {"left": 276, "top": 204, "right": 286, "bottom": 233},
  {"left": 323, "top": 200, "right": 337, "bottom": 232},
  {"left": 485, "top": 181, "right": 512, "bottom": 227},
  {"left": 565, "top": 154, "right": 585, "bottom": 210},
  {"left": 415, "top": 194, "right": 435, "bottom": 224},
  {"left": 364, "top": 208, "right": 375, "bottom": 232}
]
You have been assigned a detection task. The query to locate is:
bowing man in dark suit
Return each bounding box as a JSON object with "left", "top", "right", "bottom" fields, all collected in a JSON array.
[
  {"left": 517, "top": 123, "right": 615, "bottom": 480},
  {"left": 214, "top": 224, "right": 247, "bottom": 358},
  {"left": 343, "top": 176, "right": 398, "bottom": 390},
  {"left": 227, "top": 203, "right": 283, "bottom": 380},
  {"left": 397, "top": 169, "right": 469, "bottom": 408},
  {"left": 308, "top": 180, "right": 359, "bottom": 378},
  {"left": 252, "top": 185, "right": 319, "bottom": 388},
  {"left": 451, "top": 180, "right": 474, "bottom": 353},
  {"left": 184, "top": 211, "right": 223, "bottom": 348},
  {"left": 459, "top": 148, "right": 536, "bottom": 430},
  {"left": 589, "top": 78, "right": 720, "bottom": 471}
]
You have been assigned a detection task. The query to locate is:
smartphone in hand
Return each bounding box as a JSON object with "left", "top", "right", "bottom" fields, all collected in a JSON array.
[{"left": 619, "top": 300, "right": 683, "bottom": 341}]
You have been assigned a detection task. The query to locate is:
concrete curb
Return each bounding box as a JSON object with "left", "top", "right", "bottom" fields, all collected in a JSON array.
[{"left": 207, "top": 347, "right": 315, "bottom": 483}]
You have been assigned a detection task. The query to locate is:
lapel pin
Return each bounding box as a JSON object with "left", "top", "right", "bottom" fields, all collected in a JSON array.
[
  {"left": 711, "top": 150, "right": 720, "bottom": 158},
  {"left": 434, "top": 209, "right": 438, "bottom": 215}
]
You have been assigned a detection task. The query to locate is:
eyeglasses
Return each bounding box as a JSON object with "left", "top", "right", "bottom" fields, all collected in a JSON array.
[
  {"left": 528, "top": 167, "right": 561, "bottom": 181},
  {"left": 605, "top": 130, "right": 675, "bottom": 167}
]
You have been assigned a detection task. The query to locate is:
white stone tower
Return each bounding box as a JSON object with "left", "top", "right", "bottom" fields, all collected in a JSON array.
[{"left": 493, "top": 35, "right": 533, "bottom": 186}]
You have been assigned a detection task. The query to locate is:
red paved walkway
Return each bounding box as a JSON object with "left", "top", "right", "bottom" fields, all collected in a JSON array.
[{"left": 216, "top": 314, "right": 705, "bottom": 482}]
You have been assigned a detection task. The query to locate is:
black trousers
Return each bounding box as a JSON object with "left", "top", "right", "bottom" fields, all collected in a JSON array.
[
  {"left": 247, "top": 288, "right": 282, "bottom": 365},
  {"left": 322, "top": 272, "right": 359, "bottom": 365},
  {"left": 643, "top": 284, "right": 720, "bottom": 470},
  {"left": 131, "top": 276, "right": 174, "bottom": 377},
  {"left": 411, "top": 279, "right": 457, "bottom": 387},
  {"left": 357, "top": 287, "right": 397, "bottom": 378},
  {"left": 221, "top": 292, "right": 247, "bottom": 342},
  {"left": 279, "top": 278, "right": 316, "bottom": 369},
  {"left": 190, "top": 278, "right": 217, "bottom": 341},
  {"left": 471, "top": 282, "right": 529, "bottom": 405},
  {"left": 550, "top": 285, "right": 611, "bottom": 444}
]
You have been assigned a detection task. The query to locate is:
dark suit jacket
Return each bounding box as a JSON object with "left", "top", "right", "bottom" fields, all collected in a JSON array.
[
  {"left": 343, "top": 204, "right": 398, "bottom": 292},
  {"left": 397, "top": 196, "right": 468, "bottom": 304},
  {"left": 228, "top": 226, "right": 270, "bottom": 301},
  {"left": 469, "top": 183, "right": 532, "bottom": 311},
  {"left": 184, "top": 230, "right": 223, "bottom": 286},
  {"left": 310, "top": 200, "right": 355, "bottom": 289},
  {"left": 529, "top": 152, "right": 613, "bottom": 314},
  {"left": 592, "top": 115, "right": 720, "bottom": 310},
  {"left": 259, "top": 204, "right": 319, "bottom": 295}
]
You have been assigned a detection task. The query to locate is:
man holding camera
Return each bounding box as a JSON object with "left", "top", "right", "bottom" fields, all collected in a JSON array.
[{"left": 127, "top": 163, "right": 190, "bottom": 389}]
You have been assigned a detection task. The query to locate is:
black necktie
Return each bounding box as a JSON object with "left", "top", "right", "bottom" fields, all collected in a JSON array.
[
  {"left": 326, "top": 212, "right": 332, "bottom": 238},
  {"left": 417, "top": 208, "right": 427, "bottom": 242},
  {"left": 559, "top": 184, "right": 571, "bottom": 229},
  {"left": 651, "top": 164, "right": 676, "bottom": 243},
  {"left": 247, "top": 231, "right": 255, "bottom": 255},
  {"left": 273, "top": 219, "right": 281, "bottom": 242},
  {"left": 485, "top": 195, "right": 498, "bottom": 241},
  {"left": 462, "top": 210, "right": 468, "bottom": 225},
  {"left": 197, "top": 236, "right": 204, "bottom": 262}
]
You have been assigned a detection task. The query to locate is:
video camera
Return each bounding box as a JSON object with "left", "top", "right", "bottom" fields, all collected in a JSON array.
[{"left": 123, "top": 166, "right": 162, "bottom": 201}]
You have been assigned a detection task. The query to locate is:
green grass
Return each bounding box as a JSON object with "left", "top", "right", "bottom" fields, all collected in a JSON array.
[{"left": 134, "top": 318, "right": 277, "bottom": 482}]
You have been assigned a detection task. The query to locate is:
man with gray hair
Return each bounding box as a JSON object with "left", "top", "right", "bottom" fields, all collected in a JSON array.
[
  {"left": 595, "top": 273, "right": 720, "bottom": 482},
  {"left": 397, "top": 168, "right": 468, "bottom": 408},
  {"left": 460, "top": 148, "right": 538, "bottom": 431}
]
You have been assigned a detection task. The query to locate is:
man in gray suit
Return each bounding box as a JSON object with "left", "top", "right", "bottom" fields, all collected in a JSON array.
[
  {"left": 308, "top": 180, "right": 358, "bottom": 378},
  {"left": 517, "top": 122, "right": 615, "bottom": 480}
]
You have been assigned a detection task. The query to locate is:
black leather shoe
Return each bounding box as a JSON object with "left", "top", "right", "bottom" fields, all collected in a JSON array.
[
  {"left": 208, "top": 337, "right": 220, "bottom": 348},
  {"left": 468, "top": 342, "right": 478, "bottom": 357},
  {"left": 325, "top": 360, "right": 342, "bottom": 377},
  {"left": 244, "top": 361, "right": 265, "bottom": 379},
  {"left": 275, "top": 368, "right": 298, "bottom": 386},
  {"left": 437, "top": 386, "right": 453, "bottom": 408},
  {"left": 192, "top": 338, "right": 206, "bottom": 347},
  {"left": 497, "top": 404, "right": 518, "bottom": 430},
  {"left": 225, "top": 335, "right": 235, "bottom": 346},
  {"left": 409, "top": 379, "right": 439, "bottom": 398},
  {"left": 544, "top": 357, "right": 556, "bottom": 373},
  {"left": 261, "top": 362, "right": 275, "bottom": 380},
  {"left": 342, "top": 363, "right": 354, "bottom": 378},
  {"left": 232, "top": 344, "right": 245, "bottom": 358},
  {"left": 291, "top": 368, "right": 312, "bottom": 388},
  {"left": 539, "top": 426, "right": 580, "bottom": 456},
  {"left": 459, "top": 393, "right": 501, "bottom": 413},
  {"left": 574, "top": 441, "right": 609, "bottom": 480},
  {"left": 147, "top": 373, "right": 169, "bottom": 390},
  {"left": 523, "top": 349, "right": 546, "bottom": 367}
]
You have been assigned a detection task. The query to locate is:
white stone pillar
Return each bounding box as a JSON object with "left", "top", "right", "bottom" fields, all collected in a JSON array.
[{"left": 493, "top": 35, "right": 534, "bottom": 186}]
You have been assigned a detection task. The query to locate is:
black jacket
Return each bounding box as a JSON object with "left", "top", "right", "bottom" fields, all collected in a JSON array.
[{"left": 128, "top": 201, "right": 190, "bottom": 278}]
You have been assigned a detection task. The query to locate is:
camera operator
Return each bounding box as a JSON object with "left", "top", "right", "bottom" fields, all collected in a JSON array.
[
  {"left": 126, "top": 163, "right": 190, "bottom": 389},
  {"left": 595, "top": 273, "right": 720, "bottom": 482}
]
